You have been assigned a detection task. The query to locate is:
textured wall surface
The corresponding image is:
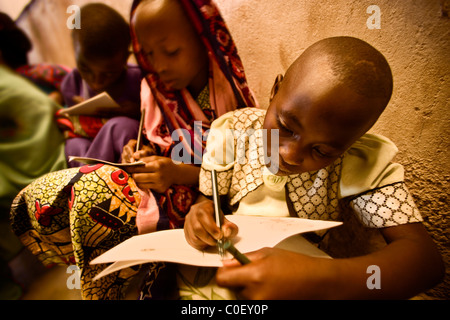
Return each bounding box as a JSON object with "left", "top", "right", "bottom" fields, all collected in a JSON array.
[{"left": 10, "top": 0, "right": 450, "bottom": 299}]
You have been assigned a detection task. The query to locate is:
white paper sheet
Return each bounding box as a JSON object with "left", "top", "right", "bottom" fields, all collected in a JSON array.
[
  {"left": 90, "top": 215, "right": 342, "bottom": 280},
  {"left": 68, "top": 156, "right": 145, "bottom": 168}
]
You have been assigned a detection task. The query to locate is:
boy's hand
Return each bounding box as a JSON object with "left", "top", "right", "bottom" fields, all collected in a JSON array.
[
  {"left": 215, "top": 223, "right": 446, "bottom": 299},
  {"left": 216, "top": 248, "right": 325, "bottom": 300},
  {"left": 184, "top": 197, "right": 238, "bottom": 250}
]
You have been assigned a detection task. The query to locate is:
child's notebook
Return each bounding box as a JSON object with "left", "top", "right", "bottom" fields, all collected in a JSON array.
[
  {"left": 59, "top": 92, "right": 120, "bottom": 116},
  {"left": 90, "top": 215, "right": 342, "bottom": 281}
]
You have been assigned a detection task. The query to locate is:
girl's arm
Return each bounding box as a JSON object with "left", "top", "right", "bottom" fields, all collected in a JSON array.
[{"left": 216, "top": 222, "right": 444, "bottom": 299}]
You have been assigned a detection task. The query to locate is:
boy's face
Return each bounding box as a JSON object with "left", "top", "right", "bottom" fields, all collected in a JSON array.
[
  {"left": 135, "top": 4, "right": 209, "bottom": 96},
  {"left": 263, "top": 62, "right": 372, "bottom": 176},
  {"left": 74, "top": 38, "right": 128, "bottom": 94}
]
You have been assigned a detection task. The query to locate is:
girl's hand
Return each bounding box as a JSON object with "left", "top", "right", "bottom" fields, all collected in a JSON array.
[
  {"left": 122, "top": 139, "right": 138, "bottom": 163},
  {"left": 184, "top": 196, "right": 238, "bottom": 250},
  {"left": 121, "top": 139, "right": 156, "bottom": 164},
  {"left": 128, "top": 156, "right": 178, "bottom": 193}
]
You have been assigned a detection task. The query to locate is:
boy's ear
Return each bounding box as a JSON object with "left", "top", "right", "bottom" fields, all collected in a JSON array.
[{"left": 269, "top": 74, "right": 283, "bottom": 102}]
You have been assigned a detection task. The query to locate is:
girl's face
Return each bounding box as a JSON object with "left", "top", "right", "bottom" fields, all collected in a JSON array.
[
  {"left": 135, "top": 4, "right": 209, "bottom": 97},
  {"left": 263, "top": 69, "right": 370, "bottom": 176}
]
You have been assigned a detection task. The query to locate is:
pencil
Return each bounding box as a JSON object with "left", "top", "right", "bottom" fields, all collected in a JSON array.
[
  {"left": 211, "top": 169, "right": 223, "bottom": 228},
  {"left": 136, "top": 108, "right": 145, "bottom": 153},
  {"left": 211, "top": 169, "right": 224, "bottom": 257},
  {"left": 223, "top": 240, "right": 251, "bottom": 265}
]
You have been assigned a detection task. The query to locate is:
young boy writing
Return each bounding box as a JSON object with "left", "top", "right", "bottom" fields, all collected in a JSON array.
[{"left": 184, "top": 36, "right": 444, "bottom": 299}]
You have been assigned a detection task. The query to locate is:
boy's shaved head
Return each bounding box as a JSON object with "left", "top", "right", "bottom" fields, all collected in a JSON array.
[
  {"left": 282, "top": 36, "right": 393, "bottom": 132},
  {"left": 265, "top": 37, "right": 395, "bottom": 174},
  {"left": 73, "top": 3, "right": 131, "bottom": 59},
  {"left": 309, "top": 36, "right": 392, "bottom": 101}
]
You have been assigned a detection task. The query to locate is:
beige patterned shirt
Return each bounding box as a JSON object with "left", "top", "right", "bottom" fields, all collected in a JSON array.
[{"left": 200, "top": 108, "right": 422, "bottom": 228}]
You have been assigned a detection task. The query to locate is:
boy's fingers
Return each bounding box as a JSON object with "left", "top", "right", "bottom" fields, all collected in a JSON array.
[
  {"left": 192, "top": 229, "right": 218, "bottom": 248},
  {"left": 185, "top": 218, "right": 219, "bottom": 249},
  {"left": 184, "top": 227, "right": 211, "bottom": 250},
  {"left": 185, "top": 200, "right": 223, "bottom": 249},
  {"left": 221, "top": 249, "right": 264, "bottom": 267},
  {"left": 222, "top": 218, "right": 238, "bottom": 239},
  {"left": 198, "top": 207, "right": 222, "bottom": 241},
  {"left": 216, "top": 261, "right": 254, "bottom": 288}
]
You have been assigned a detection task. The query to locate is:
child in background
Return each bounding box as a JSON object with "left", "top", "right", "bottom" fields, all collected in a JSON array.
[
  {"left": 0, "top": 66, "right": 67, "bottom": 299},
  {"left": 10, "top": 0, "right": 257, "bottom": 299},
  {"left": 0, "top": 12, "right": 70, "bottom": 105},
  {"left": 184, "top": 36, "right": 444, "bottom": 299},
  {"left": 0, "top": 13, "right": 69, "bottom": 299},
  {"left": 59, "top": 3, "right": 143, "bottom": 166}
]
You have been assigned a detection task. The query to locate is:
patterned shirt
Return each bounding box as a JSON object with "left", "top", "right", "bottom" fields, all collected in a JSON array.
[{"left": 199, "top": 108, "right": 422, "bottom": 228}]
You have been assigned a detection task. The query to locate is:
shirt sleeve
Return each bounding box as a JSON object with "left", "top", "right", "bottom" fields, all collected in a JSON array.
[
  {"left": 340, "top": 133, "right": 405, "bottom": 198},
  {"left": 340, "top": 134, "right": 422, "bottom": 228},
  {"left": 349, "top": 182, "right": 423, "bottom": 228},
  {"left": 199, "top": 111, "right": 235, "bottom": 197}
]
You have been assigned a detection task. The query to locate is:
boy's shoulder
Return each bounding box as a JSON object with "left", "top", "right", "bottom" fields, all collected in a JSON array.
[
  {"left": 233, "top": 106, "right": 266, "bottom": 117},
  {"left": 231, "top": 107, "right": 266, "bottom": 130}
]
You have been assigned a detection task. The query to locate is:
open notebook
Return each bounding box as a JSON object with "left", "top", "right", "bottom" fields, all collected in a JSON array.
[
  {"left": 90, "top": 215, "right": 342, "bottom": 281},
  {"left": 59, "top": 92, "right": 120, "bottom": 116}
]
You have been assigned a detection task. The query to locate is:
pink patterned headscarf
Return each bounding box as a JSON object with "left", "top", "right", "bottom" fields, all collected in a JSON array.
[{"left": 131, "top": 0, "right": 257, "bottom": 162}]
